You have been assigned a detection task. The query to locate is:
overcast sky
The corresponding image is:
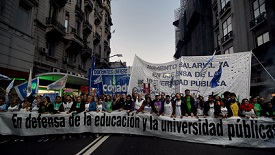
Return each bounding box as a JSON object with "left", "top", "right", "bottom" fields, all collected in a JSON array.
[{"left": 109, "top": 0, "right": 180, "bottom": 66}]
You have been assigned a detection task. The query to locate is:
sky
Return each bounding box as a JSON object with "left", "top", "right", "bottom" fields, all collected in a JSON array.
[{"left": 109, "top": 0, "right": 180, "bottom": 66}]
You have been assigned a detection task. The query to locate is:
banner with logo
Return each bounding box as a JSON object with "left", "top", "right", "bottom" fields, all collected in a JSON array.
[
  {"left": 89, "top": 68, "right": 130, "bottom": 95},
  {"left": 14, "top": 78, "right": 39, "bottom": 101},
  {"left": 129, "top": 52, "right": 251, "bottom": 99},
  {"left": 0, "top": 112, "right": 274, "bottom": 148}
]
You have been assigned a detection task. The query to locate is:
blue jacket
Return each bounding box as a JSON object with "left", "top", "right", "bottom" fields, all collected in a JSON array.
[{"left": 89, "top": 101, "right": 97, "bottom": 111}]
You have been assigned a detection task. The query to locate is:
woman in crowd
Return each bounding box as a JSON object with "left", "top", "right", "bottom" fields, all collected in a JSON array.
[
  {"left": 8, "top": 97, "right": 20, "bottom": 112},
  {"left": 103, "top": 94, "right": 112, "bottom": 113},
  {"left": 137, "top": 96, "right": 154, "bottom": 114},
  {"left": 21, "top": 99, "right": 31, "bottom": 112},
  {"left": 228, "top": 93, "right": 239, "bottom": 117},
  {"left": 217, "top": 98, "right": 229, "bottom": 118},
  {"left": 30, "top": 98, "right": 41, "bottom": 112},
  {"left": 153, "top": 94, "right": 162, "bottom": 115},
  {"left": 264, "top": 101, "right": 275, "bottom": 117},
  {"left": 37, "top": 96, "right": 51, "bottom": 142},
  {"left": 96, "top": 97, "right": 103, "bottom": 112},
  {"left": 250, "top": 96, "right": 262, "bottom": 117},
  {"left": 239, "top": 98, "right": 256, "bottom": 118}
]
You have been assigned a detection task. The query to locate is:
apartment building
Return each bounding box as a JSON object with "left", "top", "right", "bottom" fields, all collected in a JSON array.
[
  {"left": 0, "top": 0, "right": 113, "bottom": 90},
  {"left": 174, "top": 0, "right": 275, "bottom": 98}
]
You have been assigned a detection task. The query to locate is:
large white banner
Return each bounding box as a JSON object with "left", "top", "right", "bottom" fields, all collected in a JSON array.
[
  {"left": 129, "top": 52, "right": 251, "bottom": 100},
  {"left": 0, "top": 111, "right": 275, "bottom": 148}
]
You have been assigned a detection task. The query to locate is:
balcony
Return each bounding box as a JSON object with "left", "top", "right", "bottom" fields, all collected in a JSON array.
[
  {"left": 50, "top": 0, "right": 68, "bottom": 8},
  {"left": 250, "top": 12, "right": 267, "bottom": 30},
  {"left": 94, "top": 11, "right": 102, "bottom": 25},
  {"left": 64, "top": 27, "right": 84, "bottom": 53},
  {"left": 213, "top": 20, "right": 219, "bottom": 32},
  {"left": 84, "top": 0, "right": 93, "bottom": 13},
  {"left": 104, "top": 41, "right": 111, "bottom": 55},
  {"left": 221, "top": 31, "right": 233, "bottom": 45},
  {"left": 75, "top": 4, "right": 84, "bottom": 20},
  {"left": 82, "top": 43, "right": 92, "bottom": 58},
  {"left": 45, "top": 17, "right": 66, "bottom": 39},
  {"left": 83, "top": 20, "right": 93, "bottom": 36},
  {"left": 219, "top": 1, "right": 231, "bottom": 18},
  {"left": 93, "top": 32, "right": 101, "bottom": 45}
]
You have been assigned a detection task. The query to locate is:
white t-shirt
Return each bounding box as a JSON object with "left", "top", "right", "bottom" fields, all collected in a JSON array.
[
  {"left": 208, "top": 103, "right": 215, "bottom": 116},
  {"left": 97, "top": 104, "right": 103, "bottom": 112},
  {"left": 63, "top": 102, "right": 73, "bottom": 112},
  {"left": 221, "top": 106, "right": 228, "bottom": 115},
  {"left": 197, "top": 104, "right": 204, "bottom": 116},
  {"left": 135, "top": 99, "right": 144, "bottom": 110},
  {"left": 85, "top": 103, "right": 90, "bottom": 111},
  {"left": 164, "top": 101, "right": 173, "bottom": 116},
  {"left": 8, "top": 105, "right": 18, "bottom": 112},
  {"left": 175, "top": 100, "right": 182, "bottom": 116},
  {"left": 143, "top": 104, "right": 151, "bottom": 113},
  {"left": 241, "top": 109, "right": 255, "bottom": 117}
]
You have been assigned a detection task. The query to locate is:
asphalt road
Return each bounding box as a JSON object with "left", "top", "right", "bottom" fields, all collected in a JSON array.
[{"left": 0, "top": 134, "right": 274, "bottom": 155}]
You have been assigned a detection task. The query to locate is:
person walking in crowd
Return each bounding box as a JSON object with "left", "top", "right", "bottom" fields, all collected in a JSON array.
[
  {"left": 182, "top": 89, "right": 196, "bottom": 117},
  {"left": 68, "top": 96, "right": 85, "bottom": 114},
  {"left": 203, "top": 95, "right": 219, "bottom": 118},
  {"left": 137, "top": 96, "right": 154, "bottom": 114},
  {"left": 153, "top": 94, "right": 162, "bottom": 115},
  {"left": 228, "top": 93, "right": 239, "bottom": 117},
  {"left": 250, "top": 96, "right": 262, "bottom": 117},
  {"left": 239, "top": 98, "right": 256, "bottom": 118},
  {"left": 162, "top": 95, "right": 173, "bottom": 117},
  {"left": 103, "top": 94, "right": 112, "bottom": 113},
  {"left": 8, "top": 97, "right": 20, "bottom": 112},
  {"left": 30, "top": 98, "right": 41, "bottom": 112},
  {"left": 113, "top": 93, "right": 126, "bottom": 110},
  {"left": 196, "top": 96, "right": 204, "bottom": 118},
  {"left": 173, "top": 93, "right": 184, "bottom": 118},
  {"left": 217, "top": 98, "right": 229, "bottom": 118},
  {"left": 134, "top": 93, "right": 144, "bottom": 111},
  {"left": 49, "top": 96, "right": 64, "bottom": 114},
  {"left": 37, "top": 96, "right": 51, "bottom": 142},
  {"left": 264, "top": 101, "right": 275, "bottom": 117},
  {"left": 89, "top": 96, "right": 97, "bottom": 112},
  {"left": 63, "top": 95, "right": 73, "bottom": 113},
  {"left": 97, "top": 98, "right": 103, "bottom": 112},
  {"left": 21, "top": 99, "right": 31, "bottom": 112},
  {"left": 122, "top": 95, "right": 134, "bottom": 114}
]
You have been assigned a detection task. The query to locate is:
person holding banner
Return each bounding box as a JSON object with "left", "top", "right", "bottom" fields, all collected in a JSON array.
[
  {"left": 122, "top": 95, "right": 134, "bottom": 114},
  {"left": 38, "top": 96, "right": 51, "bottom": 114},
  {"left": 96, "top": 97, "right": 103, "bottom": 112},
  {"left": 134, "top": 93, "right": 144, "bottom": 111},
  {"left": 216, "top": 98, "right": 229, "bottom": 118},
  {"left": 203, "top": 95, "right": 219, "bottom": 118},
  {"left": 7, "top": 97, "right": 20, "bottom": 112},
  {"left": 49, "top": 96, "right": 64, "bottom": 114},
  {"left": 173, "top": 93, "right": 184, "bottom": 118},
  {"left": 227, "top": 93, "right": 239, "bottom": 117},
  {"left": 0, "top": 97, "right": 7, "bottom": 112},
  {"left": 153, "top": 94, "right": 162, "bottom": 116},
  {"left": 30, "top": 98, "right": 41, "bottom": 112},
  {"left": 162, "top": 95, "right": 173, "bottom": 118},
  {"left": 182, "top": 89, "right": 196, "bottom": 117},
  {"left": 88, "top": 96, "right": 97, "bottom": 112},
  {"left": 137, "top": 96, "right": 155, "bottom": 114},
  {"left": 68, "top": 96, "right": 85, "bottom": 114},
  {"left": 63, "top": 95, "right": 73, "bottom": 113},
  {"left": 264, "top": 101, "right": 275, "bottom": 117},
  {"left": 113, "top": 93, "right": 125, "bottom": 110},
  {"left": 239, "top": 99, "right": 256, "bottom": 118},
  {"left": 196, "top": 96, "right": 204, "bottom": 118},
  {"left": 103, "top": 95, "right": 113, "bottom": 113},
  {"left": 250, "top": 96, "right": 262, "bottom": 117}
]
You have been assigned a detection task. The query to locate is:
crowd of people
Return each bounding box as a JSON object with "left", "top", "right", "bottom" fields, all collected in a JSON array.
[{"left": 0, "top": 89, "right": 275, "bottom": 142}]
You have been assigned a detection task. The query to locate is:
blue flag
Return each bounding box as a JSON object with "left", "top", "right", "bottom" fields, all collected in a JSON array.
[
  {"left": 14, "top": 78, "right": 39, "bottom": 101},
  {"left": 210, "top": 64, "right": 222, "bottom": 88}
]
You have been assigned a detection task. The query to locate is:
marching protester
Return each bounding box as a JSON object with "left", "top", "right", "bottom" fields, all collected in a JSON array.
[
  {"left": 122, "top": 95, "right": 134, "bottom": 114},
  {"left": 30, "top": 98, "right": 41, "bottom": 112},
  {"left": 203, "top": 95, "right": 219, "bottom": 118},
  {"left": 227, "top": 93, "right": 239, "bottom": 117},
  {"left": 7, "top": 97, "right": 20, "bottom": 112},
  {"left": 160, "top": 92, "right": 166, "bottom": 106},
  {"left": 250, "top": 96, "right": 262, "bottom": 117},
  {"left": 88, "top": 96, "right": 97, "bottom": 112},
  {"left": 37, "top": 96, "right": 51, "bottom": 142},
  {"left": 136, "top": 96, "right": 154, "bottom": 114},
  {"left": 264, "top": 101, "right": 275, "bottom": 117},
  {"left": 134, "top": 93, "right": 144, "bottom": 111},
  {"left": 152, "top": 94, "right": 162, "bottom": 115},
  {"left": 173, "top": 93, "right": 184, "bottom": 118},
  {"left": 196, "top": 96, "right": 204, "bottom": 118},
  {"left": 49, "top": 96, "right": 64, "bottom": 114},
  {"left": 68, "top": 96, "right": 85, "bottom": 114},
  {"left": 239, "top": 98, "right": 256, "bottom": 118},
  {"left": 103, "top": 94, "right": 113, "bottom": 113},
  {"left": 21, "top": 99, "right": 31, "bottom": 112},
  {"left": 0, "top": 97, "right": 7, "bottom": 112},
  {"left": 96, "top": 97, "right": 103, "bottom": 112},
  {"left": 113, "top": 93, "right": 126, "bottom": 110},
  {"left": 182, "top": 89, "right": 196, "bottom": 117},
  {"left": 162, "top": 95, "right": 173, "bottom": 117},
  {"left": 217, "top": 98, "right": 229, "bottom": 118},
  {"left": 63, "top": 95, "right": 73, "bottom": 113}
]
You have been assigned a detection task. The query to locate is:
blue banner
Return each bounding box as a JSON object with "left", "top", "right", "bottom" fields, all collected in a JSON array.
[
  {"left": 89, "top": 68, "right": 130, "bottom": 95},
  {"left": 14, "top": 78, "right": 39, "bottom": 101},
  {"left": 43, "top": 93, "right": 59, "bottom": 103}
]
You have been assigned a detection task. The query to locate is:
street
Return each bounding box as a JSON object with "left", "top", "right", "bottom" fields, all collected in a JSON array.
[{"left": 0, "top": 134, "right": 274, "bottom": 155}]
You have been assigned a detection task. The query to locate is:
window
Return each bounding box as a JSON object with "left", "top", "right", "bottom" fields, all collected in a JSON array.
[
  {"left": 220, "top": 0, "right": 230, "bottom": 9},
  {"left": 16, "top": 1, "right": 31, "bottom": 33},
  {"left": 222, "top": 16, "right": 232, "bottom": 36},
  {"left": 65, "top": 14, "right": 69, "bottom": 33},
  {"left": 77, "top": 0, "right": 82, "bottom": 8},
  {"left": 217, "top": 34, "right": 221, "bottom": 45},
  {"left": 46, "top": 41, "right": 56, "bottom": 57},
  {"left": 224, "top": 47, "right": 233, "bottom": 54},
  {"left": 253, "top": 0, "right": 265, "bottom": 19},
  {"left": 257, "top": 32, "right": 269, "bottom": 46}
]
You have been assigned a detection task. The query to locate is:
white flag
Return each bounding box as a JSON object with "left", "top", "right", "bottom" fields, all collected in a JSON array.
[
  {"left": 26, "top": 68, "right": 32, "bottom": 97},
  {"left": 6, "top": 79, "right": 15, "bottom": 94},
  {"left": 47, "top": 74, "right": 68, "bottom": 90},
  {"left": 94, "top": 75, "right": 102, "bottom": 84}
]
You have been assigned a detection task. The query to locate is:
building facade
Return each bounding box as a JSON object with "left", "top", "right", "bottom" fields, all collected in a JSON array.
[
  {"left": 174, "top": 0, "right": 275, "bottom": 98},
  {"left": 0, "top": 0, "right": 113, "bottom": 89}
]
